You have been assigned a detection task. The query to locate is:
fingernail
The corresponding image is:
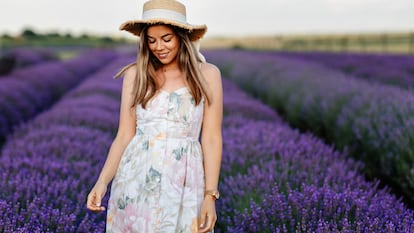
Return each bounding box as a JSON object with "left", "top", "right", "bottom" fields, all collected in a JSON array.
[
  {"left": 199, "top": 224, "right": 204, "bottom": 228},
  {"left": 97, "top": 203, "right": 101, "bottom": 207}
]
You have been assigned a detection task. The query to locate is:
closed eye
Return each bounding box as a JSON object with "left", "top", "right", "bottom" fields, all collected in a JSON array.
[{"left": 147, "top": 34, "right": 174, "bottom": 43}]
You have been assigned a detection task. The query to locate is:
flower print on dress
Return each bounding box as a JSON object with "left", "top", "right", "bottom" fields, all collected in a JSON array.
[
  {"left": 145, "top": 166, "right": 161, "bottom": 192},
  {"left": 107, "top": 87, "right": 206, "bottom": 232},
  {"left": 173, "top": 145, "right": 188, "bottom": 161}
]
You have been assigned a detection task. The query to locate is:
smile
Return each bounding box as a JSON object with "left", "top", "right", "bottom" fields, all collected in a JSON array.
[{"left": 157, "top": 53, "right": 168, "bottom": 59}]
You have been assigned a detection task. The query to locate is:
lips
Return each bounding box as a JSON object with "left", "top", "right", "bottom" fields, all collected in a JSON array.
[{"left": 157, "top": 52, "right": 168, "bottom": 59}]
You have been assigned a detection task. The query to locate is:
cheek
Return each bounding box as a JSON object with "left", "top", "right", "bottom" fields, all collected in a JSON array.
[
  {"left": 148, "top": 43, "right": 156, "bottom": 52},
  {"left": 168, "top": 41, "right": 180, "bottom": 52}
]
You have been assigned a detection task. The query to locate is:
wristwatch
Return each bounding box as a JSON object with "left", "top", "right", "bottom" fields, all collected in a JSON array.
[{"left": 204, "top": 190, "right": 220, "bottom": 200}]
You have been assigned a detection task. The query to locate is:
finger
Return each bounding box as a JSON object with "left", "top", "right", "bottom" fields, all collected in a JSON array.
[
  {"left": 88, "top": 202, "right": 105, "bottom": 212},
  {"left": 198, "top": 212, "right": 207, "bottom": 231},
  {"left": 87, "top": 197, "right": 97, "bottom": 211},
  {"left": 96, "top": 192, "right": 106, "bottom": 211},
  {"left": 87, "top": 192, "right": 105, "bottom": 212},
  {"left": 86, "top": 192, "right": 95, "bottom": 209},
  {"left": 92, "top": 195, "right": 105, "bottom": 212},
  {"left": 204, "top": 214, "right": 217, "bottom": 233},
  {"left": 205, "top": 216, "right": 213, "bottom": 232},
  {"left": 95, "top": 192, "right": 102, "bottom": 208},
  {"left": 199, "top": 215, "right": 212, "bottom": 233}
]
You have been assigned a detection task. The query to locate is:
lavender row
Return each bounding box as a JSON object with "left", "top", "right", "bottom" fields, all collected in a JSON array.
[
  {"left": 0, "top": 55, "right": 131, "bottom": 232},
  {"left": 0, "top": 47, "right": 58, "bottom": 76},
  {"left": 0, "top": 49, "right": 117, "bottom": 145},
  {"left": 205, "top": 49, "right": 414, "bottom": 207},
  {"left": 216, "top": 79, "right": 414, "bottom": 232},
  {"left": 219, "top": 118, "right": 414, "bottom": 232},
  {"left": 276, "top": 51, "right": 414, "bottom": 90}
]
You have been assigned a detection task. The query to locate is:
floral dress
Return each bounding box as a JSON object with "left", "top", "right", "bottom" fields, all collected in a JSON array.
[{"left": 106, "top": 86, "right": 206, "bottom": 233}]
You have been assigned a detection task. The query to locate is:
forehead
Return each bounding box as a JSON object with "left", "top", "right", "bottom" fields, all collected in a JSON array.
[{"left": 146, "top": 25, "right": 175, "bottom": 37}]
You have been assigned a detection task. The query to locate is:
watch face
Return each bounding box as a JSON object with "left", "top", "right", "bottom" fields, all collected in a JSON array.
[
  {"left": 212, "top": 191, "right": 220, "bottom": 199},
  {"left": 206, "top": 190, "right": 220, "bottom": 200},
  {"left": 215, "top": 191, "right": 220, "bottom": 199}
]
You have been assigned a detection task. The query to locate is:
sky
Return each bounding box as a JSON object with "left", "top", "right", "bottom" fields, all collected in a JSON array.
[{"left": 1, "top": 0, "right": 414, "bottom": 38}]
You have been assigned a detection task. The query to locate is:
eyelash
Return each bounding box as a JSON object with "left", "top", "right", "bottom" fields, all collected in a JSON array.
[{"left": 149, "top": 39, "right": 172, "bottom": 44}]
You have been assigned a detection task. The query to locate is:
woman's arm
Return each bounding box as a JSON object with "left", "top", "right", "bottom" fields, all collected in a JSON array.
[
  {"left": 201, "top": 63, "right": 223, "bottom": 195},
  {"left": 199, "top": 63, "right": 223, "bottom": 232},
  {"left": 86, "top": 65, "right": 137, "bottom": 212}
]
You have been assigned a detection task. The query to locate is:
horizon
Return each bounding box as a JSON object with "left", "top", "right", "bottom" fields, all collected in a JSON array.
[{"left": 1, "top": 0, "right": 414, "bottom": 38}]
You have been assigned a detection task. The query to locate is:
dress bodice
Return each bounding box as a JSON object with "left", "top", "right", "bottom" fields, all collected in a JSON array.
[{"left": 136, "top": 87, "right": 204, "bottom": 141}]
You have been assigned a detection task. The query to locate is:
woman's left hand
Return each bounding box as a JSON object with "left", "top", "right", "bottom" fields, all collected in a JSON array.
[{"left": 198, "top": 196, "right": 217, "bottom": 233}]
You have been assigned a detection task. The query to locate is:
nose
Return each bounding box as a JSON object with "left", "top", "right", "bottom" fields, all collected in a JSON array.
[{"left": 156, "top": 41, "right": 164, "bottom": 51}]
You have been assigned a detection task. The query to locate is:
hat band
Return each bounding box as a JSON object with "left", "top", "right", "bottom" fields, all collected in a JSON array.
[{"left": 142, "top": 9, "right": 187, "bottom": 24}]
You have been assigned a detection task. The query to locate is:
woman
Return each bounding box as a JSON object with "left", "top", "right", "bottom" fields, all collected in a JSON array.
[{"left": 86, "top": 0, "right": 222, "bottom": 232}]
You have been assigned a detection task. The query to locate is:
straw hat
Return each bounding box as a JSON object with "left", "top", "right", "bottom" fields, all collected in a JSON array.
[{"left": 119, "top": 0, "right": 207, "bottom": 41}]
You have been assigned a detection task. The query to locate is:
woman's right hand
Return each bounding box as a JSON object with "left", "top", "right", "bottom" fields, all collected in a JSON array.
[{"left": 86, "top": 181, "right": 107, "bottom": 212}]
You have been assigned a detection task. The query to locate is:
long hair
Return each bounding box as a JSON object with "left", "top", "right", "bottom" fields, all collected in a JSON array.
[{"left": 115, "top": 24, "right": 211, "bottom": 109}]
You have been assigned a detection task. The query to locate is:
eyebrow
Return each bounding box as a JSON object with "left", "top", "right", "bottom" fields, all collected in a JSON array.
[{"left": 147, "top": 33, "right": 173, "bottom": 39}]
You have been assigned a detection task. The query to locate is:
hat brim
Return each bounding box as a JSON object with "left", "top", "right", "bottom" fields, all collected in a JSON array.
[{"left": 119, "top": 19, "right": 207, "bottom": 41}]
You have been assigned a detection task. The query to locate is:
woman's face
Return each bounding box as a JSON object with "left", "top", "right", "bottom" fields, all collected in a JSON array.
[{"left": 147, "top": 24, "right": 180, "bottom": 65}]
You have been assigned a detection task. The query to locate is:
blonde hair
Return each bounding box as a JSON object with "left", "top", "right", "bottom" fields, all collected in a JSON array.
[{"left": 115, "top": 24, "right": 211, "bottom": 109}]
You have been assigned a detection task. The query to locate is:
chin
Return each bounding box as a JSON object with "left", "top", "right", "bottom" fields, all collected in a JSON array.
[{"left": 159, "top": 58, "right": 174, "bottom": 65}]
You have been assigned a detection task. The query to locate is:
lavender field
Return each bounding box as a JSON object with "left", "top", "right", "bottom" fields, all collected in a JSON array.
[
  {"left": 276, "top": 51, "right": 414, "bottom": 90},
  {"left": 0, "top": 49, "right": 117, "bottom": 145},
  {"left": 1, "top": 48, "right": 414, "bottom": 232},
  {"left": 204, "top": 49, "right": 414, "bottom": 208},
  {"left": 0, "top": 48, "right": 57, "bottom": 76}
]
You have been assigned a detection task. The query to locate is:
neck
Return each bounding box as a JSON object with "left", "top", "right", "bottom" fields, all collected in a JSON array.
[
  {"left": 162, "top": 65, "right": 179, "bottom": 73},
  {"left": 161, "top": 59, "right": 179, "bottom": 72}
]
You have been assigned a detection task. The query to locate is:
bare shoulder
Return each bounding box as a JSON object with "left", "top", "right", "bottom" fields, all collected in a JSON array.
[
  {"left": 122, "top": 64, "right": 137, "bottom": 85},
  {"left": 200, "top": 62, "right": 222, "bottom": 106},
  {"left": 200, "top": 62, "right": 222, "bottom": 86}
]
